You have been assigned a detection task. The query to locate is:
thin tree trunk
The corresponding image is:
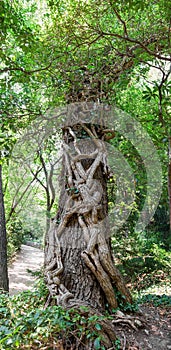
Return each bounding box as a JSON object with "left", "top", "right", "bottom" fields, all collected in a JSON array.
[
  {"left": 0, "top": 163, "right": 9, "bottom": 292},
  {"left": 168, "top": 136, "right": 171, "bottom": 233}
]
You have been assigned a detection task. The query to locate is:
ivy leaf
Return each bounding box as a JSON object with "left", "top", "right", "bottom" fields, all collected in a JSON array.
[
  {"left": 95, "top": 323, "right": 102, "bottom": 330},
  {"left": 94, "top": 337, "right": 101, "bottom": 349}
]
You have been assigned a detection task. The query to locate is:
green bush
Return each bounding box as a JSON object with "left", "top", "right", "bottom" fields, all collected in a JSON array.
[
  {"left": 7, "top": 216, "right": 24, "bottom": 260},
  {"left": 0, "top": 280, "right": 111, "bottom": 350},
  {"left": 138, "top": 293, "right": 171, "bottom": 307}
]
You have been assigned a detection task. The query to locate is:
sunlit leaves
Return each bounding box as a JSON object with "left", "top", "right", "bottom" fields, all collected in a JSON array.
[{"left": 142, "top": 85, "right": 159, "bottom": 101}]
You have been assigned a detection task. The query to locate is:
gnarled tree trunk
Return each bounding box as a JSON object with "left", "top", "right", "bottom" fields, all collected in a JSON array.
[{"left": 44, "top": 103, "right": 132, "bottom": 347}]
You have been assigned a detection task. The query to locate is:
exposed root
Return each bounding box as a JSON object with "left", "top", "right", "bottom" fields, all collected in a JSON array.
[
  {"left": 122, "top": 332, "right": 127, "bottom": 350},
  {"left": 112, "top": 310, "right": 145, "bottom": 331}
]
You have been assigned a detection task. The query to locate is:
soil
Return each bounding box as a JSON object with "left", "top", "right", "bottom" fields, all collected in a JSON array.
[
  {"left": 114, "top": 304, "right": 171, "bottom": 350},
  {"left": 7, "top": 245, "right": 171, "bottom": 349},
  {"left": 8, "top": 244, "right": 44, "bottom": 295}
]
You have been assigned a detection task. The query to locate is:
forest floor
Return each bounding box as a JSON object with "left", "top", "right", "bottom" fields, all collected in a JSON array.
[
  {"left": 8, "top": 244, "right": 44, "bottom": 295},
  {"left": 7, "top": 245, "right": 171, "bottom": 350},
  {"left": 115, "top": 304, "right": 171, "bottom": 350}
]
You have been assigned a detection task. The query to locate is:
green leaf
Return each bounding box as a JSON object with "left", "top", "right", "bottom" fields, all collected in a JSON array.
[
  {"left": 95, "top": 323, "right": 102, "bottom": 331},
  {"left": 94, "top": 337, "right": 101, "bottom": 349}
]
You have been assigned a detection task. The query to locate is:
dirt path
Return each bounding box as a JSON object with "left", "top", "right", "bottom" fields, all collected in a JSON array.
[{"left": 8, "top": 244, "right": 44, "bottom": 295}]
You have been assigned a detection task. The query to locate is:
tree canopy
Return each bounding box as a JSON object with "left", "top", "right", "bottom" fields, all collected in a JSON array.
[{"left": 1, "top": 0, "right": 171, "bottom": 247}]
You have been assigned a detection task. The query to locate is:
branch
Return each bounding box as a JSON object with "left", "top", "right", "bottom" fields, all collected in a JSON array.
[
  {"left": 0, "top": 62, "right": 53, "bottom": 75},
  {"left": 70, "top": 17, "right": 170, "bottom": 62},
  {"left": 141, "top": 60, "right": 167, "bottom": 75},
  {"left": 168, "top": 17, "right": 171, "bottom": 48},
  {"left": 110, "top": 3, "right": 128, "bottom": 37},
  {"left": 157, "top": 63, "right": 171, "bottom": 126},
  {"left": 100, "top": 31, "right": 171, "bottom": 61},
  {"left": 29, "top": 165, "right": 47, "bottom": 191},
  {"left": 13, "top": 182, "right": 40, "bottom": 216},
  {"left": 37, "top": 150, "right": 49, "bottom": 193},
  {"left": 48, "top": 163, "right": 56, "bottom": 210},
  {"left": 159, "top": 63, "right": 171, "bottom": 87},
  {"left": 6, "top": 167, "right": 42, "bottom": 222}
]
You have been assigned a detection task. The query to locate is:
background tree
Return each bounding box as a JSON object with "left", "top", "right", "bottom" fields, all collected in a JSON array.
[
  {"left": 7, "top": 129, "right": 61, "bottom": 236},
  {"left": 0, "top": 161, "right": 9, "bottom": 292}
]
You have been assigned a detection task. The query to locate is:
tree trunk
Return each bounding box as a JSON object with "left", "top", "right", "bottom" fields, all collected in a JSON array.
[
  {"left": 44, "top": 103, "right": 132, "bottom": 347},
  {"left": 0, "top": 163, "right": 9, "bottom": 292},
  {"left": 168, "top": 136, "right": 171, "bottom": 233}
]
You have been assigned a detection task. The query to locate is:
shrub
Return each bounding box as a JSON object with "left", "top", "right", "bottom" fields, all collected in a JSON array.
[
  {"left": 0, "top": 280, "right": 111, "bottom": 350},
  {"left": 7, "top": 216, "right": 24, "bottom": 260}
]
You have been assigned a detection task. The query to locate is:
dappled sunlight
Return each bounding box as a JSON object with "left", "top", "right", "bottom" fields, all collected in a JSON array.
[{"left": 8, "top": 245, "right": 44, "bottom": 295}]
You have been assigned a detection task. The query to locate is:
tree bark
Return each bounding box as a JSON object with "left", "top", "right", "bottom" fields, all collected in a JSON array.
[
  {"left": 0, "top": 163, "right": 9, "bottom": 292},
  {"left": 44, "top": 103, "right": 132, "bottom": 347}
]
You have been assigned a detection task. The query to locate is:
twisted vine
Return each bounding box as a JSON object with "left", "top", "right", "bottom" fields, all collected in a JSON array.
[{"left": 45, "top": 119, "right": 132, "bottom": 310}]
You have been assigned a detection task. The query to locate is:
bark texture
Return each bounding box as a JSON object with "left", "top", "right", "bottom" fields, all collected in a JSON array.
[
  {"left": 0, "top": 164, "right": 9, "bottom": 292},
  {"left": 44, "top": 103, "right": 132, "bottom": 347}
]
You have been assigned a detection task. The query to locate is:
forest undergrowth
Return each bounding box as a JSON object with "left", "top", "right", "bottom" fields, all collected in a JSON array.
[{"left": 0, "top": 242, "right": 171, "bottom": 350}]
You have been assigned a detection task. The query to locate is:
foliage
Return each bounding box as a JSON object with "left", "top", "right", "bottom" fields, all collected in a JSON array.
[
  {"left": 0, "top": 280, "right": 113, "bottom": 350},
  {"left": 138, "top": 293, "right": 171, "bottom": 307},
  {"left": 0, "top": 277, "right": 170, "bottom": 349},
  {"left": 6, "top": 216, "right": 24, "bottom": 259},
  {"left": 1, "top": 0, "right": 171, "bottom": 255},
  {"left": 114, "top": 291, "right": 139, "bottom": 313},
  {"left": 114, "top": 338, "right": 121, "bottom": 350}
]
